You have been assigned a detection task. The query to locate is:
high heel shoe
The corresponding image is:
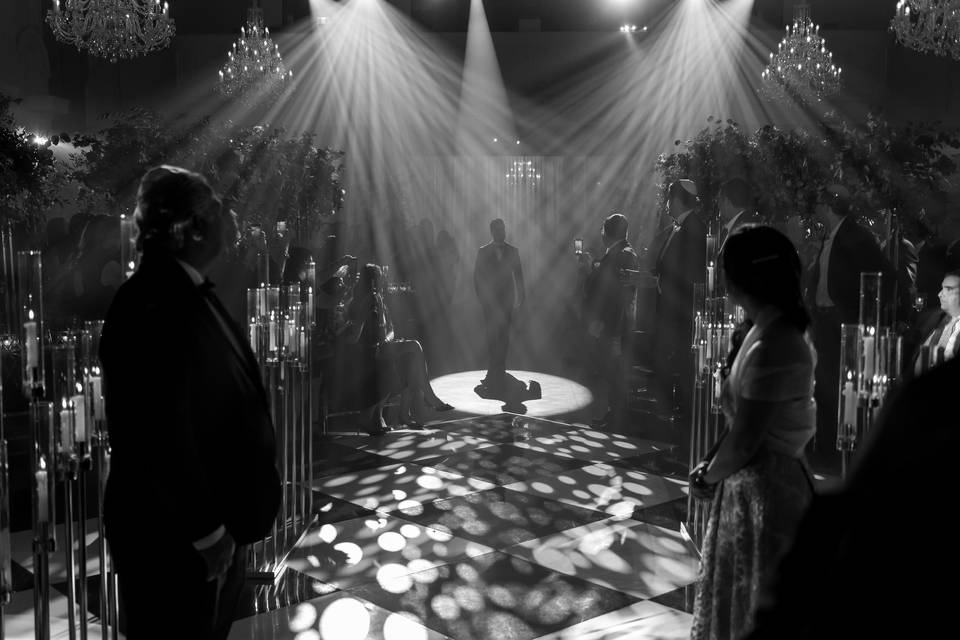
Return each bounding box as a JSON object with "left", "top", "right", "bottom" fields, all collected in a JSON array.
[{"left": 404, "top": 418, "right": 426, "bottom": 430}]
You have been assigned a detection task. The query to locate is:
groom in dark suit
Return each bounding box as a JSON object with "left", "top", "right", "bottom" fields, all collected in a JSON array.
[
  {"left": 100, "top": 166, "right": 281, "bottom": 639},
  {"left": 474, "top": 218, "right": 524, "bottom": 387}
]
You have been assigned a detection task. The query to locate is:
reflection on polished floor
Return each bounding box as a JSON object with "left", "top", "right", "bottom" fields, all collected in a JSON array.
[{"left": 229, "top": 413, "right": 697, "bottom": 640}]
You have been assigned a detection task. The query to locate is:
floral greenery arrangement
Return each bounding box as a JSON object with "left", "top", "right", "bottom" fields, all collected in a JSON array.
[
  {"left": 656, "top": 113, "right": 960, "bottom": 241},
  {"left": 67, "top": 107, "right": 345, "bottom": 241},
  {"left": 0, "top": 95, "right": 68, "bottom": 234}
]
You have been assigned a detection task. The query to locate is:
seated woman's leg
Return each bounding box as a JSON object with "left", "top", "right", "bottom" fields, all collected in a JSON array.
[{"left": 380, "top": 340, "right": 447, "bottom": 410}]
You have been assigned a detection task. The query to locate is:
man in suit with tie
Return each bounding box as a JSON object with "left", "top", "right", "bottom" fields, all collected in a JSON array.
[
  {"left": 474, "top": 218, "right": 524, "bottom": 388},
  {"left": 718, "top": 177, "right": 761, "bottom": 250},
  {"left": 654, "top": 180, "right": 707, "bottom": 435},
  {"left": 909, "top": 269, "right": 960, "bottom": 375},
  {"left": 100, "top": 166, "right": 281, "bottom": 639},
  {"left": 584, "top": 213, "right": 640, "bottom": 429},
  {"left": 808, "top": 184, "right": 896, "bottom": 454}
]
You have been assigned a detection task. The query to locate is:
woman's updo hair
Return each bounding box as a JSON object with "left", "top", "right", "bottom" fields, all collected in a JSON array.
[
  {"left": 358, "top": 263, "right": 384, "bottom": 295},
  {"left": 721, "top": 225, "right": 810, "bottom": 332},
  {"left": 134, "top": 165, "right": 223, "bottom": 253}
]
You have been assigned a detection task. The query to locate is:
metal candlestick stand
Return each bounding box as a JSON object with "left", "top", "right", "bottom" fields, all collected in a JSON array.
[
  {"left": 10, "top": 251, "right": 116, "bottom": 640},
  {"left": 1, "top": 341, "right": 12, "bottom": 639},
  {"left": 18, "top": 250, "right": 57, "bottom": 640},
  {"left": 836, "top": 272, "right": 902, "bottom": 478},
  {"left": 682, "top": 229, "right": 744, "bottom": 555},
  {"left": 246, "top": 282, "right": 316, "bottom": 585}
]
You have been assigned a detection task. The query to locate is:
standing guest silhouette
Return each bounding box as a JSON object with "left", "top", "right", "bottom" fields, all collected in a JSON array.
[
  {"left": 474, "top": 218, "right": 525, "bottom": 389},
  {"left": 689, "top": 226, "right": 817, "bottom": 640},
  {"left": 583, "top": 213, "right": 639, "bottom": 429},
  {"left": 653, "top": 179, "right": 707, "bottom": 437},
  {"left": 807, "top": 184, "right": 895, "bottom": 455},
  {"left": 100, "top": 166, "right": 281, "bottom": 640}
]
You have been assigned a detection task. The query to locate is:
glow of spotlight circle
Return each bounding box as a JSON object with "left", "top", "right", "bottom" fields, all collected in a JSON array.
[
  {"left": 428, "top": 370, "right": 593, "bottom": 417},
  {"left": 332, "top": 542, "right": 363, "bottom": 565},
  {"left": 383, "top": 612, "right": 429, "bottom": 640},
  {"left": 294, "top": 631, "right": 320, "bottom": 640},
  {"left": 318, "top": 598, "right": 370, "bottom": 640},
  {"left": 378, "top": 531, "right": 407, "bottom": 552}
]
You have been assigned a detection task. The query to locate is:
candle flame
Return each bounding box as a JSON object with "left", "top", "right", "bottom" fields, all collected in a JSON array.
[
  {"left": 28, "top": 309, "right": 35, "bottom": 320},
  {"left": 39, "top": 457, "right": 46, "bottom": 471},
  {"left": 76, "top": 381, "right": 84, "bottom": 393},
  {"left": 62, "top": 398, "right": 68, "bottom": 409}
]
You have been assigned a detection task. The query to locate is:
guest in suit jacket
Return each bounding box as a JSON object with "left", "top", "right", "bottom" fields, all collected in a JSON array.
[
  {"left": 807, "top": 184, "right": 896, "bottom": 454},
  {"left": 584, "top": 213, "right": 640, "bottom": 428},
  {"left": 718, "top": 177, "right": 762, "bottom": 251},
  {"left": 474, "top": 218, "right": 524, "bottom": 386},
  {"left": 100, "top": 166, "right": 282, "bottom": 640},
  {"left": 745, "top": 357, "right": 960, "bottom": 640},
  {"left": 908, "top": 269, "right": 960, "bottom": 376},
  {"left": 654, "top": 179, "right": 707, "bottom": 432}
]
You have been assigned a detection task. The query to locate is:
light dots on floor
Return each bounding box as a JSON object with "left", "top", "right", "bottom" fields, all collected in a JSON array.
[
  {"left": 378, "top": 531, "right": 407, "bottom": 552},
  {"left": 332, "top": 542, "right": 363, "bottom": 565},
  {"left": 318, "top": 597, "right": 370, "bottom": 640},
  {"left": 399, "top": 523, "right": 421, "bottom": 538}
]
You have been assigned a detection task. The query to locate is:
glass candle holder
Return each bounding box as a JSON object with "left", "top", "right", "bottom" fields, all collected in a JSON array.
[
  {"left": 837, "top": 323, "right": 862, "bottom": 451},
  {"left": 120, "top": 213, "right": 139, "bottom": 280},
  {"left": 17, "top": 250, "right": 44, "bottom": 396},
  {"left": 858, "top": 271, "right": 882, "bottom": 331}
]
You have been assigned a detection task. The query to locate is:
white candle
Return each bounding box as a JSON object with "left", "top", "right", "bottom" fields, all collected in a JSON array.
[
  {"left": 268, "top": 315, "right": 277, "bottom": 352},
  {"left": 863, "top": 336, "right": 876, "bottom": 379},
  {"left": 24, "top": 318, "right": 38, "bottom": 368},
  {"left": 36, "top": 469, "right": 48, "bottom": 523},
  {"left": 71, "top": 394, "right": 87, "bottom": 442},
  {"left": 89, "top": 375, "right": 103, "bottom": 420},
  {"left": 707, "top": 263, "right": 715, "bottom": 294},
  {"left": 60, "top": 399, "right": 73, "bottom": 452},
  {"left": 842, "top": 380, "right": 857, "bottom": 426}
]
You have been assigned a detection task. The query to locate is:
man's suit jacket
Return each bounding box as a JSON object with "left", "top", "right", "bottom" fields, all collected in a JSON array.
[
  {"left": 100, "top": 253, "right": 281, "bottom": 554},
  {"left": 906, "top": 309, "right": 960, "bottom": 377},
  {"left": 655, "top": 212, "right": 707, "bottom": 352},
  {"left": 746, "top": 358, "right": 960, "bottom": 639},
  {"left": 585, "top": 240, "right": 639, "bottom": 340},
  {"left": 810, "top": 217, "right": 896, "bottom": 325},
  {"left": 474, "top": 241, "right": 523, "bottom": 310},
  {"left": 718, "top": 210, "right": 763, "bottom": 253}
]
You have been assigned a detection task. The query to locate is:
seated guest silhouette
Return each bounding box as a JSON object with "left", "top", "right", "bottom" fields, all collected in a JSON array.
[
  {"left": 100, "top": 166, "right": 282, "bottom": 639},
  {"left": 347, "top": 263, "right": 452, "bottom": 433},
  {"left": 911, "top": 269, "right": 960, "bottom": 375}
]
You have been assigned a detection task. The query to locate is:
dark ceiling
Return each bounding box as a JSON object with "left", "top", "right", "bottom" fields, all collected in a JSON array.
[{"left": 171, "top": 0, "right": 900, "bottom": 34}]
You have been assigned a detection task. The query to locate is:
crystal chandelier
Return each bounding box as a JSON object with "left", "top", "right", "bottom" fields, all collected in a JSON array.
[
  {"left": 46, "top": 0, "right": 175, "bottom": 64},
  {"left": 890, "top": 1, "right": 960, "bottom": 60},
  {"left": 216, "top": 6, "right": 292, "bottom": 98},
  {"left": 760, "top": 4, "right": 842, "bottom": 104}
]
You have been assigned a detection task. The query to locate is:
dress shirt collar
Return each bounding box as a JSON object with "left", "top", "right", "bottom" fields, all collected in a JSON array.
[
  {"left": 604, "top": 238, "right": 627, "bottom": 256},
  {"left": 175, "top": 259, "right": 205, "bottom": 287},
  {"left": 673, "top": 209, "right": 693, "bottom": 228}
]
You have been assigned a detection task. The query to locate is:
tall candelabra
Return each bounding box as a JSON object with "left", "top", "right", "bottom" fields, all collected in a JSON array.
[
  {"left": 246, "top": 281, "right": 315, "bottom": 585},
  {"left": 836, "top": 272, "right": 903, "bottom": 477},
  {"left": 12, "top": 250, "right": 116, "bottom": 640},
  {"left": 684, "top": 229, "right": 744, "bottom": 556},
  {"left": 1, "top": 336, "right": 12, "bottom": 639}
]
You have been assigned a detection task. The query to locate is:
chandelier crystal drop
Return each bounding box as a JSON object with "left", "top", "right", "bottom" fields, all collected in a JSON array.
[
  {"left": 216, "top": 7, "right": 292, "bottom": 98},
  {"left": 890, "top": 0, "right": 960, "bottom": 60},
  {"left": 760, "top": 4, "right": 842, "bottom": 104},
  {"left": 46, "top": 0, "right": 175, "bottom": 64}
]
